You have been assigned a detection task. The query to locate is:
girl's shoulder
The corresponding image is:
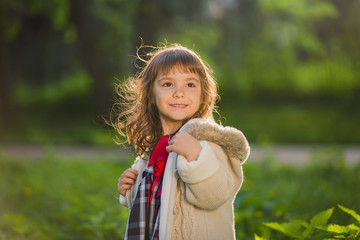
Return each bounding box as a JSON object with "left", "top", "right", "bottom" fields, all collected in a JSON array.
[
  {"left": 131, "top": 155, "right": 149, "bottom": 170},
  {"left": 180, "top": 118, "right": 250, "bottom": 164}
]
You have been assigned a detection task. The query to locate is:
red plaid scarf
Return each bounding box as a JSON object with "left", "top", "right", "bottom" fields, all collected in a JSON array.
[
  {"left": 147, "top": 134, "right": 173, "bottom": 201},
  {"left": 125, "top": 133, "right": 176, "bottom": 239}
]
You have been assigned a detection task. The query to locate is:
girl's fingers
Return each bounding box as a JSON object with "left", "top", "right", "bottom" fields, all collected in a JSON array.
[
  {"left": 119, "top": 185, "right": 130, "bottom": 195},
  {"left": 168, "top": 139, "right": 175, "bottom": 145},
  {"left": 126, "top": 168, "right": 139, "bottom": 175},
  {"left": 124, "top": 172, "right": 138, "bottom": 180},
  {"left": 125, "top": 168, "right": 139, "bottom": 176},
  {"left": 118, "top": 181, "right": 134, "bottom": 195},
  {"left": 121, "top": 177, "right": 136, "bottom": 185},
  {"left": 121, "top": 184, "right": 131, "bottom": 190},
  {"left": 118, "top": 169, "right": 139, "bottom": 195},
  {"left": 166, "top": 145, "right": 173, "bottom": 152},
  {"left": 121, "top": 169, "right": 139, "bottom": 180}
]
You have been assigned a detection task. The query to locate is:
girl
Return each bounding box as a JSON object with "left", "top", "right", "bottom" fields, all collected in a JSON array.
[{"left": 113, "top": 44, "right": 250, "bottom": 239}]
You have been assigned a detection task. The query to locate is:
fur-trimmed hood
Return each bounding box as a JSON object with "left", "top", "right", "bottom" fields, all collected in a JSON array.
[{"left": 180, "top": 118, "right": 250, "bottom": 164}]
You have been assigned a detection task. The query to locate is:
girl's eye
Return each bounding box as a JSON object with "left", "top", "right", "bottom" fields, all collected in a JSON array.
[
  {"left": 162, "top": 82, "right": 172, "bottom": 87},
  {"left": 187, "top": 83, "right": 196, "bottom": 88}
]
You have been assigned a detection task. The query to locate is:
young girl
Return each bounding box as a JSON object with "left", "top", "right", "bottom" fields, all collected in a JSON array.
[{"left": 112, "top": 44, "right": 250, "bottom": 239}]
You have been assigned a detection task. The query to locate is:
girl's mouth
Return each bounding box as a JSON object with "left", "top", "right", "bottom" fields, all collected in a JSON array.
[{"left": 170, "top": 104, "right": 188, "bottom": 108}]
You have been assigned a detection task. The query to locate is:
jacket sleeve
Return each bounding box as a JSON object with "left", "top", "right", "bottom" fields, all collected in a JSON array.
[
  {"left": 176, "top": 141, "right": 242, "bottom": 210},
  {"left": 119, "top": 156, "right": 147, "bottom": 210}
]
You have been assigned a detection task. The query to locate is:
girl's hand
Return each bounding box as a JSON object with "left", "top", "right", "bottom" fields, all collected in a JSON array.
[
  {"left": 166, "top": 131, "right": 202, "bottom": 162},
  {"left": 118, "top": 168, "right": 139, "bottom": 196}
]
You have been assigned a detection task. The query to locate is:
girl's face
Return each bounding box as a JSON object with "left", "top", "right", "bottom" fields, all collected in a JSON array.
[{"left": 153, "top": 68, "right": 201, "bottom": 135}]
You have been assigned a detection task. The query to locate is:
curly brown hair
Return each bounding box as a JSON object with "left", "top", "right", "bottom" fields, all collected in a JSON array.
[{"left": 109, "top": 43, "right": 219, "bottom": 156}]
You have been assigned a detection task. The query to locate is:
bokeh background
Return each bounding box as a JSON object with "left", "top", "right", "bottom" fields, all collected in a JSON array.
[
  {"left": 1, "top": 0, "right": 360, "bottom": 239},
  {"left": 1, "top": 0, "right": 360, "bottom": 145}
]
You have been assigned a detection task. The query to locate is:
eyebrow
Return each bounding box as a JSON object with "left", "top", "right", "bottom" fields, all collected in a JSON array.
[{"left": 157, "top": 77, "right": 200, "bottom": 83}]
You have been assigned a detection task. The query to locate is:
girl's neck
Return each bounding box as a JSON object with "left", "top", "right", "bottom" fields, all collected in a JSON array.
[
  {"left": 163, "top": 128, "right": 179, "bottom": 137},
  {"left": 161, "top": 121, "right": 182, "bottom": 136}
]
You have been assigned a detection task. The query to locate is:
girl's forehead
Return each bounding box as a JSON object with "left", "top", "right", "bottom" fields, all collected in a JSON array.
[{"left": 157, "top": 64, "right": 198, "bottom": 76}]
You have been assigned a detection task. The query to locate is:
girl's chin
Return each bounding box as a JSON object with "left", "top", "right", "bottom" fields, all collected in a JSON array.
[
  {"left": 170, "top": 115, "right": 194, "bottom": 121},
  {"left": 163, "top": 117, "right": 188, "bottom": 124},
  {"left": 160, "top": 112, "right": 197, "bottom": 124}
]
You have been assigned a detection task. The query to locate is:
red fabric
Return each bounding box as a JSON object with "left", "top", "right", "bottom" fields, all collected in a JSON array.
[{"left": 147, "top": 134, "right": 173, "bottom": 201}]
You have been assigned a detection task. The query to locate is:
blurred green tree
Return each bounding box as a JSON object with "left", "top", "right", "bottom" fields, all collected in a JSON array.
[{"left": 0, "top": 0, "right": 359, "bottom": 144}]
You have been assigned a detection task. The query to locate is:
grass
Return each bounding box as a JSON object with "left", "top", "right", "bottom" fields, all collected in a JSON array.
[
  {"left": 0, "top": 146, "right": 359, "bottom": 239},
  {"left": 0, "top": 155, "right": 130, "bottom": 239}
]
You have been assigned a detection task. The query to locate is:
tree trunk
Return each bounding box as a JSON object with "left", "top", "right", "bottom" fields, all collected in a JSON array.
[
  {"left": 132, "top": 0, "right": 160, "bottom": 63},
  {"left": 69, "top": 0, "right": 112, "bottom": 117},
  {"left": 0, "top": 34, "right": 16, "bottom": 129}
]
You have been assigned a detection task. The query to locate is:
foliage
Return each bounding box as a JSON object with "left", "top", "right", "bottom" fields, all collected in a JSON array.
[
  {"left": 2, "top": 146, "right": 358, "bottom": 239},
  {"left": 218, "top": 102, "right": 360, "bottom": 145},
  {"left": 13, "top": 69, "right": 92, "bottom": 112},
  {"left": 1, "top": 0, "right": 360, "bottom": 145},
  {"left": 258, "top": 205, "right": 360, "bottom": 239},
  {"left": 2, "top": 96, "right": 360, "bottom": 145},
  {"left": 161, "top": 0, "right": 360, "bottom": 98},
  {"left": 234, "top": 146, "right": 360, "bottom": 240},
  {"left": 0, "top": 0, "right": 71, "bottom": 42},
  {"left": 0, "top": 155, "right": 131, "bottom": 239}
]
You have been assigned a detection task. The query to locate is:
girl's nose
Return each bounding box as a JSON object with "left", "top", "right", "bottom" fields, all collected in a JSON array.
[{"left": 173, "top": 86, "right": 185, "bottom": 98}]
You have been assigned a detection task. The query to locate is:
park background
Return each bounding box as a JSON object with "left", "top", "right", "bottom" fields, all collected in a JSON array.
[{"left": 0, "top": 0, "right": 359, "bottom": 239}]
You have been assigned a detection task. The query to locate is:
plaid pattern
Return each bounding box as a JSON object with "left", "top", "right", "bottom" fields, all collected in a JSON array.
[{"left": 125, "top": 165, "right": 162, "bottom": 240}]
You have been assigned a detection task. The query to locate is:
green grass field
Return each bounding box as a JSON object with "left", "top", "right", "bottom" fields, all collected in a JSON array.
[{"left": 0, "top": 148, "right": 359, "bottom": 239}]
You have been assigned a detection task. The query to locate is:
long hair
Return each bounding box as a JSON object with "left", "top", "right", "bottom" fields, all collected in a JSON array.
[{"left": 109, "top": 43, "right": 219, "bottom": 156}]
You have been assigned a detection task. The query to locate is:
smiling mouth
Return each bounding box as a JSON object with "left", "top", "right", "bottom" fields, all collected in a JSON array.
[{"left": 170, "top": 104, "right": 188, "bottom": 108}]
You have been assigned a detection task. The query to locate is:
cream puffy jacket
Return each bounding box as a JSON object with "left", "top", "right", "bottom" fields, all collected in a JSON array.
[{"left": 120, "top": 118, "right": 250, "bottom": 240}]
